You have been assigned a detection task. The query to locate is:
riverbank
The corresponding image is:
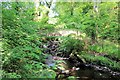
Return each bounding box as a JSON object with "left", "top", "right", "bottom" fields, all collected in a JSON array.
[{"left": 41, "top": 36, "right": 120, "bottom": 79}]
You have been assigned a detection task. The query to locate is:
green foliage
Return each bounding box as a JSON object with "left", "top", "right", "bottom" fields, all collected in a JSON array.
[
  {"left": 3, "top": 72, "right": 21, "bottom": 78},
  {"left": 2, "top": 2, "right": 52, "bottom": 78},
  {"left": 55, "top": 2, "right": 119, "bottom": 71},
  {"left": 68, "top": 76, "right": 76, "bottom": 80},
  {"left": 89, "top": 41, "right": 120, "bottom": 59},
  {"left": 39, "top": 69, "right": 56, "bottom": 78},
  {"left": 98, "top": 3, "right": 118, "bottom": 41},
  {"left": 59, "top": 37, "right": 84, "bottom": 56},
  {"left": 2, "top": 1, "right": 119, "bottom": 79},
  {"left": 56, "top": 2, "right": 119, "bottom": 43},
  {"left": 80, "top": 52, "right": 120, "bottom": 71}
]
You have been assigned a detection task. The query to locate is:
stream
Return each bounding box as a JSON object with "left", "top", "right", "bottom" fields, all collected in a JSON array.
[
  {"left": 42, "top": 38, "right": 120, "bottom": 79},
  {"left": 65, "top": 59, "right": 120, "bottom": 79}
]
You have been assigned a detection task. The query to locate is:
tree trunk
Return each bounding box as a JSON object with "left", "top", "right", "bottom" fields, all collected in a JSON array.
[
  {"left": 70, "top": 1, "right": 74, "bottom": 16},
  {"left": 92, "top": 0, "right": 100, "bottom": 44},
  {"left": 34, "top": 0, "right": 40, "bottom": 21}
]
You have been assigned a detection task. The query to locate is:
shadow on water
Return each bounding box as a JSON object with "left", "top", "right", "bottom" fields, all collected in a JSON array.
[
  {"left": 44, "top": 39, "right": 120, "bottom": 79},
  {"left": 65, "top": 59, "right": 120, "bottom": 79}
]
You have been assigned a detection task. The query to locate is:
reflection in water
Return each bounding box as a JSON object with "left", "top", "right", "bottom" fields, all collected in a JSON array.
[
  {"left": 45, "top": 55, "right": 120, "bottom": 79},
  {"left": 65, "top": 60, "right": 120, "bottom": 79}
]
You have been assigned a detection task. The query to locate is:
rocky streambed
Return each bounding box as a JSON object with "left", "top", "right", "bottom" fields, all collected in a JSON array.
[{"left": 41, "top": 38, "right": 120, "bottom": 80}]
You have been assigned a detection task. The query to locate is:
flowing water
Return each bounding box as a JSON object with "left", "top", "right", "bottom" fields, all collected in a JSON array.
[
  {"left": 44, "top": 39, "right": 120, "bottom": 79},
  {"left": 65, "top": 59, "right": 120, "bottom": 79}
]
